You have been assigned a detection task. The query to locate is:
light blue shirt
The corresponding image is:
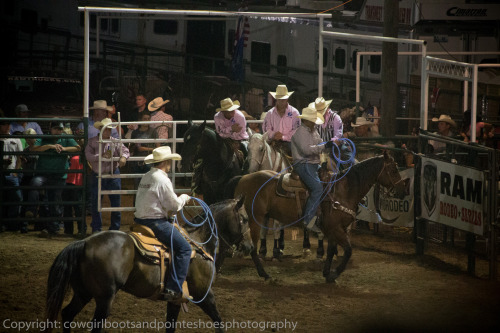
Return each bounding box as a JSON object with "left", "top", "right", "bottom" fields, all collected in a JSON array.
[{"left": 9, "top": 122, "right": 43, "bottom": 135}]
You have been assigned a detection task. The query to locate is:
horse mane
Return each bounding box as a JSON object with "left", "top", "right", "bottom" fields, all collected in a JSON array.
[{"left": 347, "top": 155, "right": 384, "bottom": 185}]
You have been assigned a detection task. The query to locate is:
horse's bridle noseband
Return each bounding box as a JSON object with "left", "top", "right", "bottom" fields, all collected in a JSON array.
[{"left": 377, "top": 161, "right": 404, "bottom": 192}]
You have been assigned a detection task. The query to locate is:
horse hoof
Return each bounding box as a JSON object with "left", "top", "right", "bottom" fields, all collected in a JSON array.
[
  {"left": 303, "top": 249, "right": 312, "bottom": 257},
  {"left": 326, "top": 270, "right": 339, "bottom": 283}
]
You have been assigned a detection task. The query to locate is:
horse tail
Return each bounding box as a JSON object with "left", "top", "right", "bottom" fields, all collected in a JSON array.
[
  {"left": 224, "top": 175, "right": 243, "bottom": 199},
  {"left": 46, "top": 240, "right": 86, "bottom": 325}
]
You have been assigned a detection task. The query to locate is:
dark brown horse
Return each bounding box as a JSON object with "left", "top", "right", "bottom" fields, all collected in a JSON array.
[
  {"left": 234, "top": 151, "right": 406, "bottom": 282},
  {"left": 45, "top": 197, "right": 252, "bottom": 333}
]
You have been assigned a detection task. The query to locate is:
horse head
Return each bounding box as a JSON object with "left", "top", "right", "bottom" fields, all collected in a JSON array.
[
  {"left": 216, "top": 195, "right": 253, "bottom": 256},
  {"left": 247, "top": 133, "right": 266, "bottom": 173},
  {"left": 179, "top": 120, "right": 207, "bottom": 172},
  {"left": 377, "top": 150, "right": 407, "bottom": 199}
]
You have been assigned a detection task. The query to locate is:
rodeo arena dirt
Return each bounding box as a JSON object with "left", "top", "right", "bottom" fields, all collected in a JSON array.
[{"left": 2, "top": 2, "right": 500, "bottom": 333}]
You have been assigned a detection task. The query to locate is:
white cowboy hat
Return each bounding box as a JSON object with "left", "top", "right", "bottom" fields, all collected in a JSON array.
[
  {"left": 260, "top": 111, "right": 267, "bottom": 120},
  {"left": 144, "top": 146, "right": 181, "bottom": 164},
  {"left": 351, "top": 117, "right": 374, "bottom": 128},
  {"left": 148, "top": 97, "right": 170, "bottom": 112},
  {"left": 216, "top": 98, "right": 240, "bottom": 112},
  {"left": 312, "top": 97, "right": 333, "bottom": 115},
  {"left": 298, "top": 106, "right": 324, "bottom": 125},
  {"left": 89, "top": 100, "right": 113, "bottom": 111},
  {"left": 94, "top": 118, "right": 117, "bottom": 130},
  {"left": 269, "top": 85, "right": 294, "bottom": 100},
  {"left": 432, "top": 114, "right": 456, "bottom": 128}
]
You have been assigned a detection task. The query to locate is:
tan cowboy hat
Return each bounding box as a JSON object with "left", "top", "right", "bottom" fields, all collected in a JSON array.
[
  {"left": 351, "top": 117, "right": 374, "bottom": 127},
  {"left": 432, "top": 114, "right": 456, "bottom": 128},
  {"left": 312, "top": 97, "right": 333, "bottom": 115},
  {"left": 298, "top": 106, "right": 324, "bottom": 125},
  {"left": 94, "top": 118, "right": 117, "bottom": 130},
  {"left": 148, "top": 97, "right": 170, "bottom": 112},
  {"left": 216, "top": 98, "right": 240, "bottom": 112},
  {"left": 269, "top": 85, "right": 294, "bottom": 100},
  {"left": 89, "top": 100, "right": 113, "bottom": 111},
  {"left": 144, "top": 146, "right": 181, "bottom": 164},
  {"left": 24, "top": 128, "right": 37, "bottom": 135}
]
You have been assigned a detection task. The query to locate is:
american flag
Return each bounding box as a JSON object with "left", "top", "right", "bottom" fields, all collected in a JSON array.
[
  {"left": 231, "top": 13, "right": 249, "bottom": 82},
  {"left": 233, "top": 15, "right": 249, "bottom": 50}
]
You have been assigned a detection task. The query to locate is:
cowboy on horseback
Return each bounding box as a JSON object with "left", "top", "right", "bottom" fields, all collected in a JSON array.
[
  {"left": 134, "top": 146, "right": 192, "bottom": 302},
  {"left": 262, "top": 85, "right": 301, "bottom": 157},
  {"left": 213, "top": 97, "right": 249, "bottom": 165},
  {"left": 291, "top": 105, "right": 330, "bottom": 233}
]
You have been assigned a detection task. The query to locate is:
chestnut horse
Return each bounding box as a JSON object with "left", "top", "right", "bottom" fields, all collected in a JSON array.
[
  {"left": 234, "top": 151, "right": 406, "bottom": 282},
  {"left": 45, "top": 198, "right": 253, "bottom": 333}
]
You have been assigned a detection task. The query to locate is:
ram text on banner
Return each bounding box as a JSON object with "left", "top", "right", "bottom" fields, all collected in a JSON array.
[{"left": 420, "top": 157, "right": 484, "bottom": 235}]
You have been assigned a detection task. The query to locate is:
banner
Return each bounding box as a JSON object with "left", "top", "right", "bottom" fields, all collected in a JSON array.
[
  {"left": 420, "top": 157, "right": 485, "bottom": 235},
  {"left": 357, "top": 168, "right": 414, "bottom": 227}
]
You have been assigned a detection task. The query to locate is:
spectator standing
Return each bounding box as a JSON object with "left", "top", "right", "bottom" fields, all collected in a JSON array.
[
  {"left": 25, "top": 121, "right": 81, "bottom": 237},
  {"left": 77, "top": 100, "right": 119, "bottom": 139},
  {"left": 344, "top": 117, "right": 381, "bottom": 162},
  {"left": 429, "top": 114, "right": 456, "bottom": 154},
  {"left": 262, "top": 85, "right": 300, "bottom": 156},
  {"left": 9, "top": 104, "right": 43, "bottom": 135},
  {"left": 125, "top": 93, "right": 148, "bottom": 138},
  {"left": 131, "top": 113, "right": 157, "bottom": 189},
  {"left": 85, "top": 118, "right": 129, "bottom": 233},
  {"left": 20, "top": 128, "right": 40, "bottom": 229},
  {"left": 148, "top": 97, "right": 173, "bottom": 143},
  {"left": 1, "top": 119, "right": 24, "bottom": 232}
]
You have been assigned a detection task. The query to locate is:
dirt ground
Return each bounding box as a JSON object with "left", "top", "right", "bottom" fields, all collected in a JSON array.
[{"left": 1, "top": 205, "right": 500, "bottom": 333}]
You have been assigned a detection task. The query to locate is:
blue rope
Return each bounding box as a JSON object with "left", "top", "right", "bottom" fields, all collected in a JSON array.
[{"left": 170, "top": 196, "right": 217, "bottom": 304}]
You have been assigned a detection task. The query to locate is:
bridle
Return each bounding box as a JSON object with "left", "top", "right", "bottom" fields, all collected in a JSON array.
[
  {"left": 377, "top": 160, "right": 404, "bottom": 192},
  {"left": 249, "top": 136, "right": 282, "bottom": 172}
]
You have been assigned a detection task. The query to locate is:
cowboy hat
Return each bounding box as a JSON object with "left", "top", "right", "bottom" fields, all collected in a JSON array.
[
  {"left": 432, "top": 114, "right": 456, "bottom": 128},
  {"left": 144, "top": 146, "right": 181, "bottom": 164},
  {"left": 260, "top": 112, "right": 267, "bottom": 121},
  {"left": 298, "top": 106, "right": 324, "bottom": 125},
  {"left": 312, "top": 97, "right": 332, "bottom": 115},
  {"left": 15, "top": 104, "right": 31, "bottom": 113},
  {"left": 148, "top": 97, "right": 170, "bottom": 112},
  {"left": 94, "top": 118, "right": 117, "bottom": 130},
  {"left": 216, "top": 98, "right": 240, "bottom": 112},
  {"left": 89, "top": 100, "right": 113, "bottom": 111},
  {"left": 351, "top": 117, "right": 374, "bottom": 127},
  {"left": 269, "top": 85, "right": 294, "bottom": 100}
]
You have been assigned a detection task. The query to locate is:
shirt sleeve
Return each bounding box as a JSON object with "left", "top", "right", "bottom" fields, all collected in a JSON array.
[
  {"left": 158, "top": 178, "right": 189, "bottom": 217},
  {"left": 282, "top": 108, "right": 301, "bottom": 142},
  {"left": 332, "top": 113, "right": 344, "bottom": 141},
  {"left": 263, "top": 111, "right": 276, "bottom": 141},
  {"left": 214, "top": 112, "right": 233, "bottom": 138}
]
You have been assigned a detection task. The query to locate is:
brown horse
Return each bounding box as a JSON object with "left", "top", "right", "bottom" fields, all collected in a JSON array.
[
  {"left": 45, "top": 197, "right": 253, "bottom": 333},
  {"left": 234, "top": 151, "right": 406, "bottom": 282}
]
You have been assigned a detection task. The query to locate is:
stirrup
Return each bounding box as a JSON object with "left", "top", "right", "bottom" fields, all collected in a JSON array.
[{"left": 305, "top": 216, "right": 321, "bottom": 233}]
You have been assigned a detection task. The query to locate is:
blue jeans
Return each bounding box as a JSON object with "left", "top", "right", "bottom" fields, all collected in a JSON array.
[
  {"left": 294, "top": 163, "right": 323, "bottom": 223},
  {"left": 90, "top": 170, "right": 121, "bottom": 232},
  {"left": 27, "top": 175, "right": 65, "bottom": 233},
  {"left": 3, "top": 174, "right": 23, "bottom": 230},
  {"left": 134, "top": 217, "right": 191, "bottom": 293}
]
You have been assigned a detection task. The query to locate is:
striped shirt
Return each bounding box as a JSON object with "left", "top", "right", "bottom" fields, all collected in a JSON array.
[{"left": 316, "top": 109, "right": 343, "bottom": 142}]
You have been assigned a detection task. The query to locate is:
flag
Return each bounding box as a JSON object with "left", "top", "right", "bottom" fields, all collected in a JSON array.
[{"left": 231, "top": 14, "right": 249, "bottom": 82}]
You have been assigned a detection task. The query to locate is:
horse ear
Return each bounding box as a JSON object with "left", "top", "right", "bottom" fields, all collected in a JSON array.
[
  {"left": 383, "top": 149, "right": 389, "bottom": 160},
  {"left": 199, "top": 121, "right": 206, "bottom": 131},
  {"left": 262, "top": 132, "right": 269, "bottom": 142},
  {"left": 188, "top": 119, "right": 193, "bottom": 127},
  {"left": 236, "top": 194, "right": 245, "bottom": 209}
]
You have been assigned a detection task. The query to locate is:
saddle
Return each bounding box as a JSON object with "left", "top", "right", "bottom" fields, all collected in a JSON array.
[
  {"left": 276, "top": 171, "right": 308, "bottom": 218},
  {"left": 128, "top": 223, "right": 214, "bottom": 303}
]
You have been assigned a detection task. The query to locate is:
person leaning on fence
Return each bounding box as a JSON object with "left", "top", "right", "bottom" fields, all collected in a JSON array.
[
  {"left": 77, "top": 100, "right": 120, "bottom": 139},
  {"left": 125, "top": 93, "right": 149, "bottom": 139},
  {"left": 428, "top": 114, "right": 456, "bottom": 154},
  {"left": 85, "top": 118, "right": 130, "bottom": 233},
  {"left": 9, "top": 104, "right": 43, "bottom": 135},
  {"left": 148, "top": 97, "right": 173, "bottom": 143},
  {"left": 344, "top": 116, "right": 381, "bottom": 162},
  {"left": 134, "top": 146, "right": 192, "bottom": 302},
  {"left": 0, "top": 118, "right": 24, "bottom": 232},
  {"left": 213, "top": 97, "right": 249, "bottom": 164},
  {"left": 291, "top": 106, "right": 327, "bottom": 234},
  {"left": 25, "top": 121, "right": 81, "bottom": 237},
  {"left": 131, "top": 112, "right": 157, "bottom": 191},
  {"left": 262, "top": 85, "right": 301, "bottom": 157}
]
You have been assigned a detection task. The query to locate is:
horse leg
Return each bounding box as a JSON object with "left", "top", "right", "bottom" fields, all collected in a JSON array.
[
  {"left": 166, "top": 302, "right": 181, "bottom": 333},
  {"left": 258, "top": 218, "right": 268, "bottom": 258},
  {"left": 326, "top": 231, "right": 352, "bottom": 283},
  {"left": 303, "top": 229, "right": 311, "bottom": 256},
  {"left": 272, "top": 220, "right": 283, "bottom": 260},
  {"left": 61, "top": 293, "right": 91, "bottom": 333},
  {"left": 195, "top": 291, "right": 225, "bottom": 333},
  {"left": 214, "top": 250, "right": 226, "bottom": 274},
  {"left": 316, "top": 231, "right": 325, "bottom": 259},
  {"left": 250, "top": 221, "right": 270, "bottom": 279},
  {"left": 322, "top": 242, "right": 337, "bottom": 278},
  {"left": 91, "top": 295, "right": 116, "bottom": 333}
]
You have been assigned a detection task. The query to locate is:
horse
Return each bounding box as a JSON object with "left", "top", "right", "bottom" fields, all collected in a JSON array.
[
  {"left": 246, "top": 133, "right": 326, "bottom": 260},
  {"left": 233, "top": 151, "right": 406, "bottom": 281},
  {"left": 45, "top": 197, "right": 253, "bottom": 333},
  {"left": 179, "top": 121, "right": 242, "bottom": 205}
]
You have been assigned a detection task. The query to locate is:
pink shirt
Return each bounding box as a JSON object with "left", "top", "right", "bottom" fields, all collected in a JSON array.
[
  {"left": 150, "top": 110, "right": 173, "bottom": 140},
  {"left": 262, "top": 105, "right": 300, "bottom": 142},
  {"left": 85, "top": 136, "right": 130, "bottom": 174},
  {"left": 214, "top": 110, "right": 249, "bottom": 140}
]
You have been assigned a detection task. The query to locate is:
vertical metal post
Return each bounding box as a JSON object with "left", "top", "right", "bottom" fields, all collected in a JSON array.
[
  {"left": 84, "top": 9, "right": 90, "bottom": 119},
  {"left": 172, "top": 121, "right": 177, "bottom": 190},
  {"left": 490, "top": 149, "right": 498, "bottom": 280},
  {"left": 96, "top": 16, "right": 100, "bottom": 57},
  {"left": 463, "top": 69, "right": 469, "bottom": 112},
  {"left": 420, "top": 43, "right": 428, "bottom": 130},
  {"left": 318, "top": 16, "right": 324, "bottom": 97},
  {"left": 471, "top": 65, "right": 478, "bottom": 142},
  {"left": 356, "top": 52, "right": 361, "bottom": 116}
]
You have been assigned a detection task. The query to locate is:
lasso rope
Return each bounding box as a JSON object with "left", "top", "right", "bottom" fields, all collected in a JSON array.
[{"left": 170, "top": 196, "right": 217, "bottom": 304}]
